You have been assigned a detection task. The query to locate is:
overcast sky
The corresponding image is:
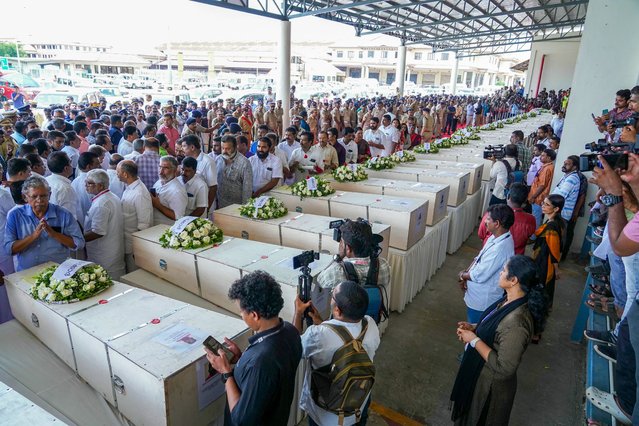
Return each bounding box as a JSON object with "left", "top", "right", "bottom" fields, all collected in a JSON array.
[{"left": 2, "top": 0, "right": 398, "bottom": 50}]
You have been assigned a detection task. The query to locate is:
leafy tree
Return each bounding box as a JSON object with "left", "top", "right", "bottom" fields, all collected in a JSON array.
[{"left": 0, "top": 43, "right": 26, "bottom": 58}]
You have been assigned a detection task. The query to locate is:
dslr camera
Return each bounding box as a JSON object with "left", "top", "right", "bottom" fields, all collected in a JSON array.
[
  {"left": 579, "top": 136, "right": 639, "bottom": 172},
  {"left": 483, "top": 145, "right": 505, "bottom": 160}
]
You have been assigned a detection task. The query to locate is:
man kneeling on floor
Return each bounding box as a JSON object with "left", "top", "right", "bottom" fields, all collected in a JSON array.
[{"left": 293, "top": 281, "right": 380, "bottom": 426}]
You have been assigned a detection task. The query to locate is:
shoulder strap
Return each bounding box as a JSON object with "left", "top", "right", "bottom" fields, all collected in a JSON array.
[
  {"left": 342, "top": 261, "right": 359, "bottom": 284},
  {"left": 324, "top": 323, "right": 357, "bottom": 344},
  {"left": 501, "top": 159, "right": 513, "bottom": 175},
  {"left": 325, "top": 318, "right": 369, "bottom": 345}
]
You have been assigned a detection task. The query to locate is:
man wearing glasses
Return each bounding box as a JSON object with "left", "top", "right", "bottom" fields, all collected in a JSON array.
[{"left": 4, "top": 176, "right": 84, "bottom": 272}]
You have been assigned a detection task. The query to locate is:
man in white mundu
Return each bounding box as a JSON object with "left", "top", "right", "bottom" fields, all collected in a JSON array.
[
  {"left": 83, "top": 169, "right": 126, "bottom": 280},
  {"left": 363, "top": 117, "right": 387, "bottom": 157},
  {"left": 379, "top": 114, "right": 399, "bottom": 156}
]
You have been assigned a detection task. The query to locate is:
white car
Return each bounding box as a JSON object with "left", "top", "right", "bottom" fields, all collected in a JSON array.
[{"left": 34, "top": 88, "right": 102, "bottom": 108}]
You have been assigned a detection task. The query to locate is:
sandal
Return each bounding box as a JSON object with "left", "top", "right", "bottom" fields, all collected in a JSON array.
[
  {"left": 586, "top": 300, "right": 619, "bottom": 321},
  {"left": 588, "top": 294, "right": 614, "bottom": 304},
  {"left": 585, "top": 387, "right": 632, "bottom": 424}
]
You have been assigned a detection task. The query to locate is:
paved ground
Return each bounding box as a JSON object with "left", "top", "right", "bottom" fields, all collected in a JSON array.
[{"left": 367, "top": 232, "right": 587, "bottom": 425}]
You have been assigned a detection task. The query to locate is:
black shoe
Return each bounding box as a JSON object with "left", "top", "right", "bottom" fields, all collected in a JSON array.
[
  {"left": 595, "top": 344, "right": 617, "bottom": 363},
  {"left": 586, "top": 262, "right": 611, "bottom": 275},
  {"left": 584, "top": 330, "right": 617, "bottom": 346}
]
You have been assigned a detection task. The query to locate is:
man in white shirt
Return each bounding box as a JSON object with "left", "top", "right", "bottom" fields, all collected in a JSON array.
[
  {"left": 289, "top": 131, "right": 324, "bottom": 183},
  {"left": 106, "top": 154, "right": 126, "bottom": 198},
  {"left": 182, "top": 135, "right": 217, "bottom": 213},
  {"left": 72, "top": 152, "right": 102, "bottom": 227},
  {"left": 45, "top": 151, "right": 81, "bottom": 223},
  {"left": 124, "top": 138, "right": 144, "bottom": 160},
  {"left": 117, "top": 125, "right": 137, "bottom": 157},
  {"left": 379, "top": 114, "right": 399, "bottom": 156},
  {"left": 488, "top": 144, "right": 520, "bottom": 205},
  {"left": 311, "top": 131, "right": 338, "bottom": 171},
  {"left": 267, "top": 132, "right": 291, "bottom": 185},
  {"left": 277, "top": 127, "right": 301, "bottom": 161},
  {"left": 117, "top": 160, "right": 153, "bottom": 273},
  {"left": 83, "top": 169, "right": 126, "bottom": 280},
  {"left": 363, "top": 117, "right": 386, "bottom": 157},
  {"left": 536, "top": 125, "right": 550, "bottom": 147},
  {"left": 339, "top": 127, "right": 358, "bottom": 164},
  {"left": 526, "top": 144, "right": 545, "bottom": 186},
  {"left": 61, "top": 131, "right": 81, "bottom": 177},
  {"left": 458, "top": 204, "right": 515, "bottom": 323},
  {"left": 249, "top": 137, "right": 283, "bottom": 198},
  {"left": 293, "top": 281, "right": 380, "bottom": 426},
  {"left": 151, "top": 156, "right": 187, "bottom": 226},
  {"left": 179, "top": 157, "right": 208, "bottom": 218}
]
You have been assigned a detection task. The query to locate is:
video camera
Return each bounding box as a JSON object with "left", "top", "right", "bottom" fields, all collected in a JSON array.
[
  {"left": 483, "top": 145, "right": 505, "bottom": 160},
  {"left": 329, "top": 218, "right": 383, "bottom": 260},
  {"left": 605, "top": 112, "right": 638, "bottom": 129},
  {"left": 579, "top": 136, "right": 639, "bottom": 172}
]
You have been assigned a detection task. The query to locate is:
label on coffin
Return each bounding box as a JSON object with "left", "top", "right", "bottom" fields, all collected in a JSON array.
[
  {"left": 196, "top": 358, "right": 226, "bottom": 411},
  {"left": 307, "top": 177, "right": 318, "bottom": 191},
  {"left": 52, "top": 259, "right": 95, "bottom": 281},
  {"left": 152, "top": 324, "right": 208, "bottom": 353},
  {"left": 171, "top": 216, "right": 199, "bottom": 234}
]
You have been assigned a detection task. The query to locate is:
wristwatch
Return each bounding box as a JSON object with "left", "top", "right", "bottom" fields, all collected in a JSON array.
[
  {"left": 601, "top": 194, "right": 623, "bottom": 207},
  {"left": 221, "top": 370, "right": 234, "bottom": 383}
]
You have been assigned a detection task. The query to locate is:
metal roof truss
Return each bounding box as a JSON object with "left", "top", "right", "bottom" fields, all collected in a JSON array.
[{"left": 193, "top": 0, "right": 589, "bottom": 56}]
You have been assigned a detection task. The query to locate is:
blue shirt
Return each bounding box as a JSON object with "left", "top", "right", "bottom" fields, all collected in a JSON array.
[
  {"left": 551, "top": 171, "right": 581, "bottom": 221},
  {"left": 109, "top": 126, "right": 123, "bottom": 148},
  {"left": 4, "top": 203, "right": 85, "bottom": 271},
  {"left": 11, "top": 132, "right": 26, "bottom": 145}
]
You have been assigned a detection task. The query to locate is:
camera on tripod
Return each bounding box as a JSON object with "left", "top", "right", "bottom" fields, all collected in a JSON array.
[
  {"left": 483, "top": 145, "right": 505, "bottom": 160},
  {"left": 293, "top": 250, "right": 320, "bottom": 303}
]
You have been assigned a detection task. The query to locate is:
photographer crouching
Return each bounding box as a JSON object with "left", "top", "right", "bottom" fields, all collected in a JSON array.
[{"left": 316, "top": 218, "right": 391, "bottom": 323}]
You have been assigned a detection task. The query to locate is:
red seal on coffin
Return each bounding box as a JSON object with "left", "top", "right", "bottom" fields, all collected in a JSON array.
[
  {"left": 98, "top": 299, "right": 108, "bottom": 304},
  {"left": 151, "top": 318, "right": 161, "bottom": 324}
]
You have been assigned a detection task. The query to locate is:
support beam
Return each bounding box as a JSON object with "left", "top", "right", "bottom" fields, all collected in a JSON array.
[
  {"left": 360, "top": 0, "right": 589, "bottom": 36},
  {"left": 278, "top": 20, "right": 291, "bottom": 132},
  {"left": 396, "top": 43, "right": 407, "bottom": 97},
  {"left": 450, "top": 53, "right": 459, "bottom": 95}
]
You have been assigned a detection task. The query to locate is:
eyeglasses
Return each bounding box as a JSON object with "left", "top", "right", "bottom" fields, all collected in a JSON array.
[{"left": 27, "top": 194, "right": 49, "bottom": 200}]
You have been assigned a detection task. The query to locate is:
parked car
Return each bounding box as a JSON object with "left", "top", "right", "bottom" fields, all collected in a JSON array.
[
  {"left": 0, "top": 71, "right": 41, "bottom": 101},
  {"left": 33, "top": 88, "right": 102, "bottom": 108}
]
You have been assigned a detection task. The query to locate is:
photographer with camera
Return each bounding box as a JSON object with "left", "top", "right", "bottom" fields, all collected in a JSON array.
[
  {"left": 593, "top": 89, "right": 634, "bottom": 142},
  {"left": 488, "top": 144, "right": 522, "bottom": 206},
  {"left": 316, "top": 219, "right": 391, "bottom": 322},
  {"left": 293, "top": 281, "right": 380, "bottom": 426}
]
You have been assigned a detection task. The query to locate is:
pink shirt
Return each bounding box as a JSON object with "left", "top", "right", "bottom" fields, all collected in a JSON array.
[
  {"left": 157, "top": 125, "right": 180, "bottom": 150},
  {"left": 623, "top": 213, "right": 639, "bottom": 243}
]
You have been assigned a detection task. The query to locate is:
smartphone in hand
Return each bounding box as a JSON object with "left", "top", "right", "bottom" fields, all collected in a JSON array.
[{"left": 203, "top": 336, "right": 234, "bottom": 362}]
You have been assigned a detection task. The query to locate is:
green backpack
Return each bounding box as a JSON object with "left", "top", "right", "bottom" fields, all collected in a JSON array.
[{"left": 310, "top": 318, "right": 376, "bottom": 425}]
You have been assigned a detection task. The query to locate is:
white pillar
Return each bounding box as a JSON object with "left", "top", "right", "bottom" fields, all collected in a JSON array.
[
  {"left": 450, "top": 53, "right": 459, "bottom": 95},
  {"left": 553, "top": 0, "right": 639, "bottom": 253},
  {"left": 396, "top": 44, "right": 407, "bottom": 96},
  {"left": 278, "top": 20, "right": 291, "bottom": 129}
]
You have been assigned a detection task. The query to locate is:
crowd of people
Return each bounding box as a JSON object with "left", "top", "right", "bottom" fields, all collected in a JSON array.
[{"left": 0, "top": 80, "right": 638, "bottom": 425}]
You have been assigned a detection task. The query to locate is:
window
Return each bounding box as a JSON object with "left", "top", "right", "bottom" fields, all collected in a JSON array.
[
  {"left": 414, "top": 52, "right": 422, "bottom": 60},
  {"left": 441, "top": 53, "right": 449, "bottom": 60},
  {"left": 394, "top": 51, "right": 398, "bottom": 58},
  {"left": 381, "top": 51, "right": 388, "bottom": 59},
  {"left": 427, "top": 53, "right": 435, "bottom": 60},
  {"left": 336, "top": 50, "right": 344, "bottom": 58},
  {"left": 358, "top": 51, "right": 363, "bottom": 59},
  {"left": 347, "top": 51, "right": 354, "bottom": 59},
  {"left": 367, "top": 50, "right": 374, "bottom": 58}
]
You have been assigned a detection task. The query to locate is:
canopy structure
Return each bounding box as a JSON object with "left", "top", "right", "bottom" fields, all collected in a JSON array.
[{"left": 193, "top": 0, "right": 589, "bottom": 57}]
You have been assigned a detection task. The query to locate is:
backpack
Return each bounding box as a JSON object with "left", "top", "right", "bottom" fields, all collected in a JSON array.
[
  {"left": 502, "top": 158, "right": 524, "bottom": 196},
  {"left": 310, "top": 318, "right": 375, "bottom": 425},
  {"left": 342, "top": 260, "right": 389, "bottom": 324}
]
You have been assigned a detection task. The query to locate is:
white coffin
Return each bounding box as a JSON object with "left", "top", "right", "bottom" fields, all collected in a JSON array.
[
  {"left": 132, "top": 225, "right": 210, "bottom": 295},
  {"left": 213, "top": 204, "right": 296, "bottom": 245},
  {"left": 4, "top": 263, "right": 250, "bottom": 426},
  {"left": 266, "top": 186, "right": 334, "bottom": 216},
  {"left": 400, "top": 160, "right": 484, "bottom": 194},
  {"left": 3, "top": 263, "right": 131, "bottom": 371},
  {"left": 279, "top": 213, "right": 391, "bottom": 259},
  {"left": 415, "top": 170, "right": 470, "bottom": 207},
  {"left": 324, "top": 177, "right": 446, "bottom": 227},
  {"left": 104, "top": 304, "right": 249, "bottom": 426},
  {"left": 0, "top": 380, "right": 68, "bottom": 425},
  {"left": 366, "top": 167, "right": 420, "bottom": 182},
  {"left": 329, "top": 191, "right": 427, "bottom": 250},
  {"left": 195, "top": 238, "right": 333, "bottom": 320}
]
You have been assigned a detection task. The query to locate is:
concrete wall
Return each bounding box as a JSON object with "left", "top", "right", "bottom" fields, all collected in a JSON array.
[
  {"left": 524, "top": 37, "right": 581, "bottom": 97},
  {"left": 553, "top": 0, "right": 639, "bottom": 254}
]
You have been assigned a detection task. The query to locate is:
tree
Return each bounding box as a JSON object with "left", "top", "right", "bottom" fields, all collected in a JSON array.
[{"left": 0, "top": 43, "right": 26, "bottom": 58}]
